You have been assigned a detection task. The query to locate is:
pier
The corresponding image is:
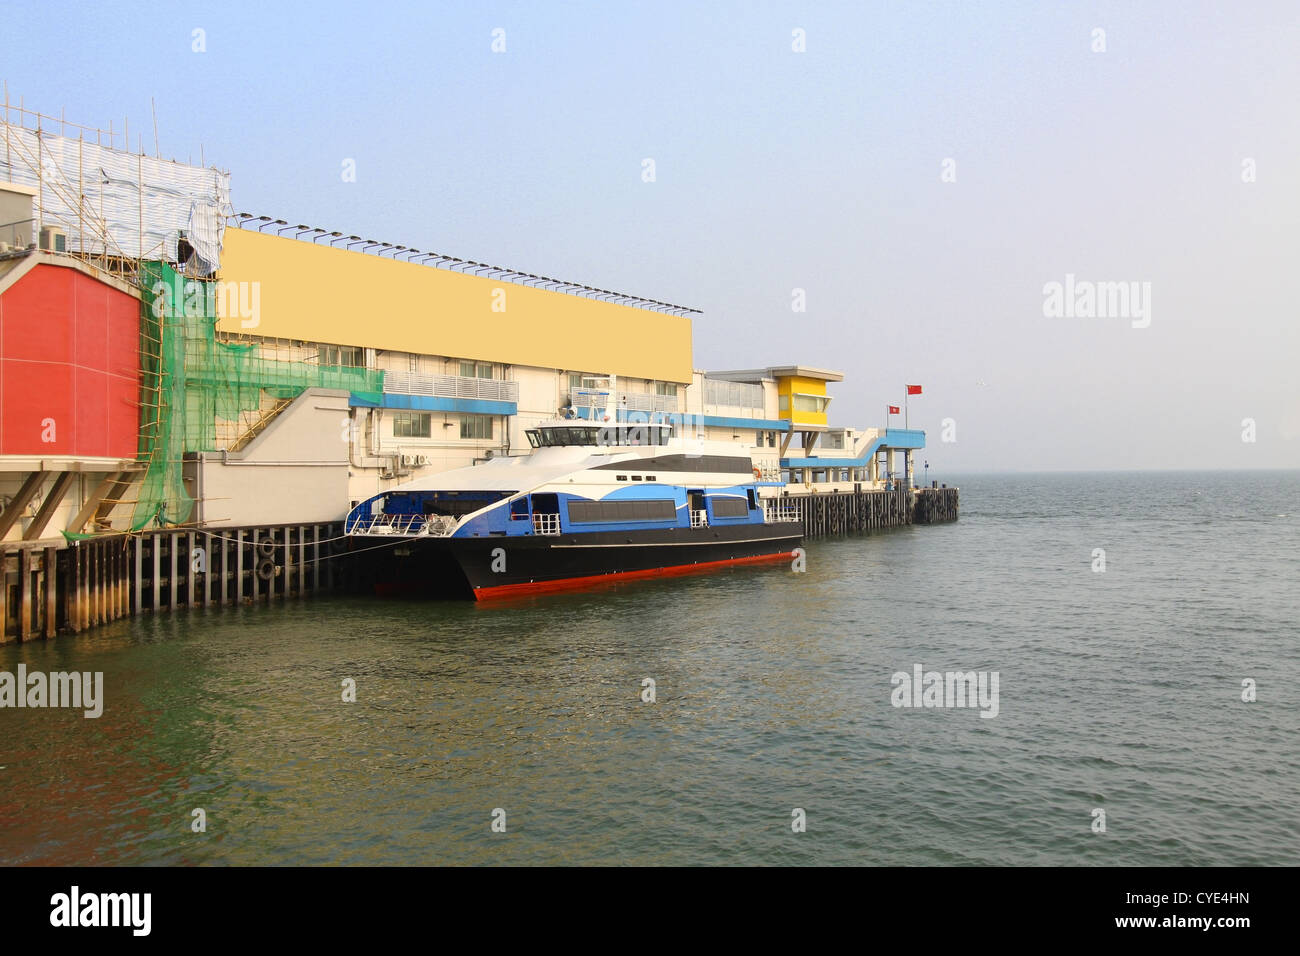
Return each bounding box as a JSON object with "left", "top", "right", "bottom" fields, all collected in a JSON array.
[
  {"left": 1, "top": 522, "right": 340, "bottom": 643},
  {"left": 1, "top": 486, "right": 957, "bottom": 642},
  {"left": 0, "top": 104, "right": 958, "bottom": 644},
  {"left": 771, "top": 485, "right": 959, "bottom": 537}
]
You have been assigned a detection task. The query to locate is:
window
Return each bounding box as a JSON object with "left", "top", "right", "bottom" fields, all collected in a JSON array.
[
  {"left": 655, "top": 382, "right": 678, "bottom": 396},
  {"left": 408, "top": 354, "right": 419, "bottom": 372},
  {"left": 595, "top": 424, "right": 670, "bottom": 446},
  {"left": 393, "top": 412, "right": 431, "bottom": 438},
  {"left": 746, "top": 489, "right": 758, "bottom": 509},
  {"left": 567, "top": 499, "right": 677, "bottom": 523},
  {"left": 793, "top": 394, "right": 829, "bottom": 413},
  {"left": 756, "top": 430, "right": 764, "bottom": 446},
  {"left": 779, "top": 395, "right": 789, "bottom": 411},
  {"left": 460, "top": 414, "right": 493, "bottom": 440},
  {"left": 526, "top": 430, "right": 540, "bottom": 448},
  {"left": 711, "top": 497, "right": 749, "bottom": 518},
  {"left": 461, "top": 361, "right": 494, "bottom": 379},
  {"left": 320, "top": 345, "right": 361, "bottom": 367}
]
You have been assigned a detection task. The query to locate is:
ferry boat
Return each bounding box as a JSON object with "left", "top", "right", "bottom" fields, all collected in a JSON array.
[{"left": 344, "top": 420, "right": 802, "bottom": 599}]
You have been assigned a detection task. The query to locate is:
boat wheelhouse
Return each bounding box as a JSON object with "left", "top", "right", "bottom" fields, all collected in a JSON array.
[{"left": 345, "top": 420, "right": 800, "bottom": 598}]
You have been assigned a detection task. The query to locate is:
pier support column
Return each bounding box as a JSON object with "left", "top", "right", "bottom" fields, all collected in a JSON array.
[
  {"left": 169, "top": 533, "right": 179, "bottom": 611},
  {"left": 152, "top": 533, "right": 161, "bottom": 612},
  {"left": 236, "top": 530, "right": 245, "bottom": 604},
  {"left": 134, "top": 536, "right": 143, "bottom": 615},
  {"left": 65, "top": 544, "right": 80, "bottom": 634},
  {"left": 19, "top": 548, "right": 32, "bottom": 640},
  {"left": 44, "top": 547, "right": 57, "bottom": 638}
]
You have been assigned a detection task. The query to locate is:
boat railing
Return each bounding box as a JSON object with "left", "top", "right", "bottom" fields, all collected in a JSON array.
[
  {"left": 763, "top": 502, "right": 801, "bottom": 524},
  {"left": 346, "top": 513, "right": 459, "bottom": 537},
  {"left": 690, "top": 509, "right": 709, "bottom": 528},
  {"left": 532, "top": 513, "right": 562, "bottom": 536}
]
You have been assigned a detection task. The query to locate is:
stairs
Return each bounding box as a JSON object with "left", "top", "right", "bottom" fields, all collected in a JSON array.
[{"left": 228, "top": 397, "right": 295, "bottom": 452}]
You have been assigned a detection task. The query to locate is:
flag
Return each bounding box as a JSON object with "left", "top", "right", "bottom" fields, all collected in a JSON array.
[
  {"left": 906, "top": 384, "right": 923, "bottom": 395},
  {"left": 888, "top": 405, "right": 900, "bottom": 414}
]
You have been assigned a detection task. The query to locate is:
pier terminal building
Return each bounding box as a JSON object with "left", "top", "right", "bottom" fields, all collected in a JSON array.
[{"left": 0, "top": 106, "right": 936, "bottom": 635}]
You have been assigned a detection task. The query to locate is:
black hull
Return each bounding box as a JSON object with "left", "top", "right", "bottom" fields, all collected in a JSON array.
[{"left": 355, "top": 523, "right": 802, "bottom": 599}]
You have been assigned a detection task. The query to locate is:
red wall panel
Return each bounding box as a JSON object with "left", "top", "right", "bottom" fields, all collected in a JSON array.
[{"left": 0, "top": 263, "right": 140, "bottom": 458}]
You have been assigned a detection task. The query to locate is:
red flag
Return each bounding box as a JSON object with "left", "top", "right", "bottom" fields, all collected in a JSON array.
[
  {"left": 888, "top": 405, "right": 900, "bottom": 414},
  {"left": 906, "top": 384, "right": 922, "bottom": 395}
]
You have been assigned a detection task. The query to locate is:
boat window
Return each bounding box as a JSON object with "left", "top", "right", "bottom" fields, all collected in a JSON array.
[
  {"left": 616, "top": 475, "right": 628, "bottom": 481},
  {"left": 711, "top": 497, "right": 749, "bottom": 518},
  {"left": 567, "top": 499, "right": 676, "bottom": 523},
  {"left": 646, "top": 475, "right": 657, "bottom": 482},
  {"left": 631, "top": 475, "right": 642, "bottom": 481},
  {"left": 510, "top": 498, "right": 530, "bottom": 520},
  {"left": 525, "top": 430, "right": 540, "bottom": 448},
  {"left": 746, "top": 489, "right": 757, "bottom": 509}
]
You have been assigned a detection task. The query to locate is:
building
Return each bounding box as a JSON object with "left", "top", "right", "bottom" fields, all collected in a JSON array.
[{"left": 0, "top": 106, "right": 927, "bottom": 549}]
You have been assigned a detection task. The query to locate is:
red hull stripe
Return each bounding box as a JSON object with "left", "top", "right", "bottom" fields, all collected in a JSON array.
[{"left": 473, "top": 550, "right": 797, "bottom": 600}]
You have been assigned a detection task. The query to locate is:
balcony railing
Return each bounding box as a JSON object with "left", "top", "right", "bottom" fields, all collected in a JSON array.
[
  {"left": 383, "top": 371, "right": 519, "bottom": 403},
  {"left": 690, "top": 510, "right": 709, "bottom": 528},
  {"left": 571, "top": 389, "right": 679, "bottom": 414}
]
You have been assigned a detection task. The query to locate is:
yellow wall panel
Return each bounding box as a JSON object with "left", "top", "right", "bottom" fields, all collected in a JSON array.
[
  {"left": 217, "top": 229, "right": 694, "bottom": 383},
  {"left": 776, "top": 375, "right": 830, "bottom": 426}
]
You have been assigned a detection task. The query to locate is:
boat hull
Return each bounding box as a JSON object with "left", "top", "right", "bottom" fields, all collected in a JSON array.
[{"left": 355, "top": 523, "right": 802, "bottom": 600}]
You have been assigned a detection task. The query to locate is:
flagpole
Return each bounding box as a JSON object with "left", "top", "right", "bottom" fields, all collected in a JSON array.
[{"left": 905, "top": 389, "right": 908, "bottom": 430}]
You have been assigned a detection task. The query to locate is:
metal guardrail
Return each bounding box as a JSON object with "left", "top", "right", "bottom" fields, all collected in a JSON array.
[
  {"left": 383, "top": 371, "right": 519, "bottom": 403},
  {"left": 763, "top": 503, "right": 801, "bottom": 524},
  {"left": 690, "top": 510, "right": 709, "bottom": 528},
  {"left": 532, "top": 513, "right": 561, "bottom": 535}
]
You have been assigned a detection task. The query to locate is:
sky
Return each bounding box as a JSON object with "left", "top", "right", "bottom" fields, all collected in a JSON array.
[{"left": 3, "top": 0, "right": 1297, "bottom": 471}]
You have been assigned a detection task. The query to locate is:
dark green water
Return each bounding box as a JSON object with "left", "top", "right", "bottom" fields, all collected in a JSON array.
[{"left": 2, "top": 471, "right": 1297, "bottom": 865}]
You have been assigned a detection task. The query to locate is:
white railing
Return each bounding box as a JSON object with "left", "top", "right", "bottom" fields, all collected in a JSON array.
[
  {"left": 704, "top": 378, "right": 764, "bottom": 412},
  {"left": 690, "top": 510, "right": 708, "bottom": 528},
  {"left": 346, "top": 513, "right": 459, "bottom": 536},
  {"left": 763, "top": 502, "right": 801, "bottom": 524},
  {"left": 383, "top": 371, "right": 519, "bottom": 403},
  {"left": 533, "top": 513, "right": 562, "bottom": 536},
  {"left": 572, "top": 389, "right": 679, "bottom": 414}
]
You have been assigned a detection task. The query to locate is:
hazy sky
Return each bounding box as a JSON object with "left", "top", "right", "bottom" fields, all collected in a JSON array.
[{"left": 4, "top": 1, "right": 1297, "bottom": 470}]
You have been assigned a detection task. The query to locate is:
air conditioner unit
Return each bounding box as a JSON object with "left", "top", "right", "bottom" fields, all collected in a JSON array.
[
  {"left": 415, "top": 455, "right": 430, "bottom": 466},
  {"left": 400, "top": 454, "right": 415, "bottom": 467},
  {"left": 38, "top": 227, "right": 66, "bottom": 253}
]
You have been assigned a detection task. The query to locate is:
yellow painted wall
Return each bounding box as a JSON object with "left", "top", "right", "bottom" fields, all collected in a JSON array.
[
  {"left": 777, "top": 376, "right": 830, "bottom": 426},
  {"left": 217, "top": 228, "right": 694, "bottom": 383}
]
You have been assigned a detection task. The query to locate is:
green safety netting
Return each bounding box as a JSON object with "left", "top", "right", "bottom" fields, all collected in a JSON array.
[{"left": 124, "top": 261, "right": 384, "bottom": 531}]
